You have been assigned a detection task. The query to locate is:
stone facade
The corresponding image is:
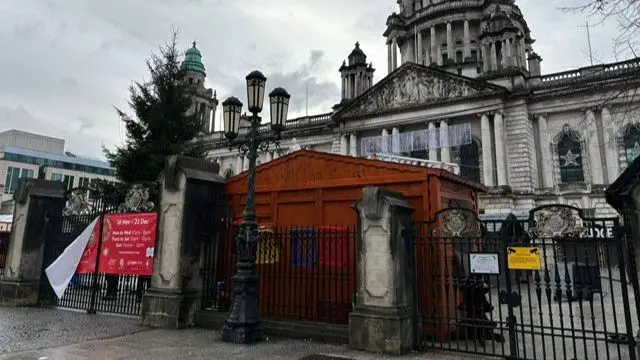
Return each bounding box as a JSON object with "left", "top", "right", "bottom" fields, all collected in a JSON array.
[{"left": 197, "top": 1, "right": 640, "bottom": 220}]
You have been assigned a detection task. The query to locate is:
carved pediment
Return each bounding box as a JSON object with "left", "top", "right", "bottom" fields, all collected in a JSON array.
[{"left": 339, "top": 63, "right": 505, "bottom": 118}]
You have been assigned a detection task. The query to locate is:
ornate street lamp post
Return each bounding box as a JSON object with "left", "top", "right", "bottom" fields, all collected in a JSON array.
[{"left": 221, "top": 70, "right": 290, "bottom": 344}]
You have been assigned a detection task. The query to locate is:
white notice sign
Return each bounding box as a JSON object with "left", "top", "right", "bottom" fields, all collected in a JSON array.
[{"left": 469, "top": 253, "right": 500, "bottom": 275}]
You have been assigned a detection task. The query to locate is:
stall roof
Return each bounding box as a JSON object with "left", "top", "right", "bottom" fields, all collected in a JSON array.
[{"left": 226, "top": 150, "right": 486, "bottom": 193}]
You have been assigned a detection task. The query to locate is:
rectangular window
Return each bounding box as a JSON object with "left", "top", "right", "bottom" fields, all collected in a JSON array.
[
  {"left": 456, "top": 51, "right": 463, "bottom": 63},
  {"left": 3, "top": 167, "right": 21, "bottom": 194},
  {"left": 79, "top": 177, "right": 91, "bottom": 188},
  {"left": 471, "top": 50, "right": 478, "bottom": 61},
  {"left": 50, "top": 173, "right": 63, "bottom": 182},
  {"left": 442, "top": 53, "right": 449, "bottom": 64},
  {"left": 20, "top": 168, "right": 34, "bottom": 179},
  {"left": 63, "top": 175, "right": 75, "bottom": 190}
]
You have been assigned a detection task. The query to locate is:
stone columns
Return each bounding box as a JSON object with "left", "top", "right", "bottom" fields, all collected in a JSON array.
[
  {"left": 243, "top": 155, "right": 249, "bottom": 171},
  {"left": 428, "top": 121, "right": 437, "bottom": 161},
  {"left": 501, "top": 39, "right": 508, "bottom": 68},
  {"left": 387, "top": 42, "right": 393, "bottom": 74},
  {"left": 340, "top": 134, "right": 349, "bottom": 156},
  {"left": 392, "top": 127, "right": 400, "bottom": 154},
  {"left": 382, "top": 128, "right": 389, "bottom": 153},
  {"left": 519, "top": 37, "right": 527, "bottom": 66},
  {"left": 463, "top": 20, "right": 471, "bottom": 60},
  {"left": 506, "top": 38, "right": 514, "bottom": 67},
  {"left": 349, "top": 187, "right": 415, "bottom": 355},
  {"left": 493, "top": 111, "right": 508, "bottom": 186},
  {"left": 236, "top": 156, "right": 243, "bottom": 174},
  {"left": 0, "top": 179, "right": 66, "bottom": 306},
  {"left": 266, "top": 151, "right": 273, "bottom": 163},
  {"left": 490, "top": 42, "right": 497, "bottom": 71},
  {"left": 586, "top": 108, "right": 604, "bottom": 184},
  {"left": 482, "top": 43, "right": 489, "bottom": 73},
  {"left": 350, "top": 133, "right": 358, "bottom": 157},
  {"left": 602, "top": 107, "right": 618, "bottom": 183},
  {"left": 417, "top": 30, "right": 423, "bottom": 64},
  {"left": 480, "top": 114, "right": 494, "bottom": 187},
  {"left": 446, "top": 22, "right": 453, "bottom": 62},
  {"left": 430, "top": 26, "right": 437, "bottom": 65},
  {"left": 439, "top": 120, "right": 450, "bottom": 163},
  {"left": 537, "top": 114, "right": 554, "bottom": 188},
  {"left": 391, "top": 38, "right": 398, "bottom": 71},
  {"left": 141, "top": 156, "right": 224, "bottom": 329}
]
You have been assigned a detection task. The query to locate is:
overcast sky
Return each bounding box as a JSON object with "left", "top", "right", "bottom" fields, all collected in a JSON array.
[{"left": 0, "top": 0, "right": 624, "bottom": 159}]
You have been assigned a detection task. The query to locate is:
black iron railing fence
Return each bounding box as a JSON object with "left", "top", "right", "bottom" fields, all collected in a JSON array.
[
  {"left": 201, "top": 224, "right": 359, "bottom": 325},
  {"left": 412, "top": 206, "right": 639, "bottom": 360}
]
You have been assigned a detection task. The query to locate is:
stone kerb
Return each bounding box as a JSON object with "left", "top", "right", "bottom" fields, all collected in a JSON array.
[
  {"left": 141, "top": 155, "right": 224, "bottom": 329},
  {"left": 0, "top": 179, "right": 66, "bottom": 306},
  {"left": 349, "top": 186, "right": 415, "bottom": 355}
]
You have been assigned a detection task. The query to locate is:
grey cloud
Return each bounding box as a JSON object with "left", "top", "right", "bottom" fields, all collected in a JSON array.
[
  {"left": 76, "top": 116, "right": 94, "bottom": 131},
  {"left": 225, "top": 50, "right": 340, "bottom": 119},
  {"left": 60, "top": 77, "right": 78, "bottom": 88}
]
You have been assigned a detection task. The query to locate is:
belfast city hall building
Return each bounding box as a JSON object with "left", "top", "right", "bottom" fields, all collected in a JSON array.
[{"left": 187, "top": 0, "right": 640, "bottom": 220}]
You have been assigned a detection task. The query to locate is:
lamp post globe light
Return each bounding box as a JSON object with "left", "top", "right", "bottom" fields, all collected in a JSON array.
[{"left": 221, "top": 70, "right": 290, "bottom": 344}]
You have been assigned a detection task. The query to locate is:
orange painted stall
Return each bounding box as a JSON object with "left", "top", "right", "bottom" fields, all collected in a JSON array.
[{"left": 220, "top": 150, "right": 485, "bottom": 327}]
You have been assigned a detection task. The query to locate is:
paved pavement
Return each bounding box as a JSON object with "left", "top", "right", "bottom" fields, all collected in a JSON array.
[
  {"left": 1, "top": 327, "right": 489, "bottom": 360},
  {"left": 0, "top": 307, "right": 144, "bottom": 354},
  {"left": 0, "top": 307, "right": 491, "bottom": 360}
]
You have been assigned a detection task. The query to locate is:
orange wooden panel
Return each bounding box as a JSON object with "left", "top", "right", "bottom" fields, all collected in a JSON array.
[
  {"left": 322, "top": 200, "right": 358, "bottom": 225},
  {"left": 276, "top": 203, "right": 315, "bottom": 226}
]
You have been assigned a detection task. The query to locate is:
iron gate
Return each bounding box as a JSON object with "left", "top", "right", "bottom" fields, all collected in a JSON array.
[
  {"left": 412, "top": 205, "right": 640, "bottom": 360},
  {"left": 37, "top": 182, "right": 159, "bottom": 316}
]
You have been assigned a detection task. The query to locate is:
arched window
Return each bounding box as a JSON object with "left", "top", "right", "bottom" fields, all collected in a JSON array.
[
  {"left": 623, "top": 124, "right": 640, "bottom": 164},
  {"left": 557, "top": 129, "right": 584, "bottom": 183},
  {"left": 459, "top": 140, "right": 481, "bottom": 183}
]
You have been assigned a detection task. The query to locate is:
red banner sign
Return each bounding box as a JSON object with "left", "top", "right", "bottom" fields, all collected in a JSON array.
[{"left": 76, "top": 213, "right": 157, "bottom": 276}]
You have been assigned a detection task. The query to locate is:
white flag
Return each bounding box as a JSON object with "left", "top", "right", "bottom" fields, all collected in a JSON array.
[{"left": 45, "top": 216, "right": 99, "bottom": 299}]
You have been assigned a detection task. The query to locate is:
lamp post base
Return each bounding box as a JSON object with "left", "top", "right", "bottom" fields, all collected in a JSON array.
[
  {"left": 221, "top": 321, "right": 263, "bottom": 344},
  {"left": 221, "top": 273, "right": 263, "bottom": 344}
]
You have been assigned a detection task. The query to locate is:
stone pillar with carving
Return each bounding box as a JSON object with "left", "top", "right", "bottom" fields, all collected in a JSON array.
[
  {"left": 141, "top": 155, "right": 224, "bottom": 329},
  {"left": 0, "top": 179, "right": 66, "bottom": 306},
  {"left": 349, "top": 187, "right": 415, "bottom": 355}
]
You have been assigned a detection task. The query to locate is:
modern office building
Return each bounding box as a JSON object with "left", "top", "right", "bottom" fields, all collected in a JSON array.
[{"left": 0, "top": 130, "right": 117, "bottom": 214}]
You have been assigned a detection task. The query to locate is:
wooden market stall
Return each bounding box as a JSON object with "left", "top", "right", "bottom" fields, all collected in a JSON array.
[{"left": 220, "top": 150, "right": 486, "bottom": 330}]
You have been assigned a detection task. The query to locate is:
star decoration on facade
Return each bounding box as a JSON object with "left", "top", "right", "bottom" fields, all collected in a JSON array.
[{"left": 560, "top": 150, "right": 581, "bottom": 167}]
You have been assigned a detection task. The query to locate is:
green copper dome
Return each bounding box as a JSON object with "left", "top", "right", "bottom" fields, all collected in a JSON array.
[{"left": 181, "top": 41, "right": 206, "bottom": 74}]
